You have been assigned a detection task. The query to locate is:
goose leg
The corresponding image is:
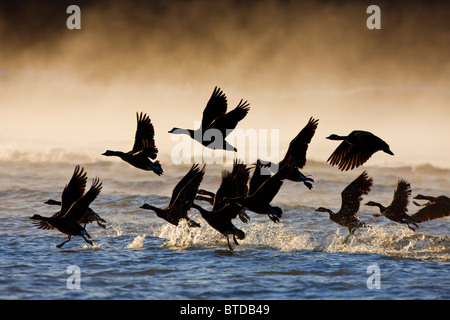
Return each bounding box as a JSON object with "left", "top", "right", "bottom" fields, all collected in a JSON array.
[
  {"left": 56, "top": 236, "right": 71, "bottom": 248},
  {"left": 82, "top": 235, "right": 93, "bottom": 246},
  {"left": 226, "top": 235, "right": 233, "bottom": 251}
]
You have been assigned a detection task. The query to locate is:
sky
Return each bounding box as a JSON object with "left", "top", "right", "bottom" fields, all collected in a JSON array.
[{"left": 0, "top": 0, "right": 449, "bottom": 168}]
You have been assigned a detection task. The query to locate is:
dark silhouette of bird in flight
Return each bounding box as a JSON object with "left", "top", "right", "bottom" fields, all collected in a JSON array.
[
  {"left": 229, "top": 156, "right": 295, "bottom": 223},
  {"left": 103, "top": 112, "right": 163, "bottom": 175},
  {"left": 44, "top": 199, "right": 106, "bottom": 229},
  {"left": 140, "top": 164, "right": 205, "bottom": 227},
  {"left": 191, "top": 160, "right": 251, "bottom": 250},
  {"left": 195, "top": 159, "right": 251, "bottom": 223},
  {"left": 258, "top": 117, "right": 319, "bottom": 189},
  {"left": 411, "top": 194, "right": 450, "bottom": 223},
  {"left": 326, "top": 130, "right": 394, "bottom": 171},
  {"left": 366, "top": 179, "right": 419, "bottom": 231},
  {"left": 315, "top": 171, "right": 372, "bottom": 243},
  {"left": 168, "top": 87, "right": 250, "bottom": 152},
  {"left": 30, "top": 165, "right": 102, "bottom": 248}
]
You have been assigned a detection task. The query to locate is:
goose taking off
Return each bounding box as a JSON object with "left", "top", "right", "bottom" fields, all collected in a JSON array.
[
  {"left": 140, "top": 164, "right": 205, "bottom": 227},
  {"left": 191, "top": 161, "right": 250, "bottom": 250},
  {"left": 259, "top": 117, "right": 319, "bottom": 189},
  {"left": 168, "top": 87, "right": 250, "bottom": 152},
  {"left": 30, "top": 166, "right": 103, "bottom": 248},
  {"left": 191, "top": 160, "right": 250, "bottom": 250},
  {"left": 315, "top": 171, "right": 372, "bottom": 243},
  {"left": 44, "top": 199, "right": 106, "bottom": 229},
  {"left": 366, "top": 179, "right": 419, "bottom": 231},
  {"left": 411, "top": 194, "right": 450, "bottom": 223},
  {"left": 195, "top": 159, "right": 251, "bottom": 223},
  {"left": 102, "top": 112, "right": 163, "bottom": 175},
  {"left": 326, "top": 130, "right": 394, "bottom": 171},
  {"left": 230, "top": 156, "right": 295, "bottom": 223}
]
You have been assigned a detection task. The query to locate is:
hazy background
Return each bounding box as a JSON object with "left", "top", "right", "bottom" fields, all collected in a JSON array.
[{"left": 0, "top": 0, "right": 449, "bottom": 167}]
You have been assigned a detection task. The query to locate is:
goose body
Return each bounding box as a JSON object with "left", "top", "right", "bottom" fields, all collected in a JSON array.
[
  {"left": 327, "top": 130, "right": 393, "bottom": 171},
  {"left": 411, "top": 194, "right": 450, "bottom": 222},
  {"left": 315, "top": 171, "right": 372, "bottom": 242},
  {"left": 140, "top": 164, "right": 205, "bottom": 227},
  {"left": 103, "top": 112, "right": 163, "bottom": 175},
  {"left": 168, "top": 87, "right": 250, "bottom": 152},
  {"left": 31, "top": 166, "right": 102, "bottom": 248},
  {"left": 259, "top": 117, "right": 319, "bottom": 189},
  {"left": 366, "top": 179, "right": 418, "bottom": 231}
]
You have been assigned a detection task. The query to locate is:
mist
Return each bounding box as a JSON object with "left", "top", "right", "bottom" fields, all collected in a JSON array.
[{"left": 0, "top": 0, "right": 449, "bottom": 167}]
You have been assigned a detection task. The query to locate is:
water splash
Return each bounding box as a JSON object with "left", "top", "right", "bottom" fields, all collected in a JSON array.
[{"left": 126, "top": 234, "right": 146, "bottom": 249}]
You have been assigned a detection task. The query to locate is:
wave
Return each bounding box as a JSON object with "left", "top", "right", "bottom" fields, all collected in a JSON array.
[{"left": 144, "top": 219, "right": 450, "bottom": 262}]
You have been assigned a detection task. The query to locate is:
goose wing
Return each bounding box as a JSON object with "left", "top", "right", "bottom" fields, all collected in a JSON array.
[
  {"left": 284, "top": 117, "right": 319, "bottom": 168},
  {"left": 411, "top": 196, "right": 450, "bottom": 222},
  {"left": 205, "top": 99, "right": 250, "bottom": 137},
  {"left": 60, "top": 165, "right": 87, "bottom": 216},
  {"left": 386, "top": 180, "right": 411, "bottom": 217},
  {"left": 201, "top": 87, "right": 228, "bottom": 129},
  {"left": 169, "top": 164, "right": 205, "bottom": 211},
  {"left": 339, "top": 171, "right": 373, "bottom": 217},
  {"left": 63, "top": 177, "right": 102, "bottom": 222},
  {"left": 213, "top": 160, "right": 250, "bottom": 211},
  {"left": 131, "top": 112, "right": 158, "bottom": 159},
  {"left": 249, "top": 157, "right": 294, "bottom": 203}
]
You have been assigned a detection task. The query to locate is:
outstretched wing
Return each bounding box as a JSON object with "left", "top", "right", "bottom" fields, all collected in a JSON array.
[
  {"left": 411, "top": 196, "right": 450, "bottom": 222},
  {"left": 60, "top": 165, "right": 87, "bottom": 216},
  {"left": 169, "top": 164, "right": 206, "bottom": 210},
  {"left": 213, "top": 160, "right": 250, "bottom": 211},
  {"left": 340, "top": 171, "right": 373, "bottom": 218},
  {"left": 249, "top": 156, "right": 295, "bottom": 203},
  {"left": 206, "top": 99, "right": 250, "bottom": 136},
  {"left": 284, "top": 117, "right": 319, "bottom": 168},
  {"left": 64, "top": 177, "right": 102, "bottom": 222},
  {"left": 387, "top": 179, "right": 411, "bottom": 216},
  {"left": 327, "top": 140, "right": 353, "bottom": 168},
  {"left": 131, "top": 112, "right": 158, "bottom": 159},
  {"left": 202, "top": 87, "right": 228, "bottom": 129}
]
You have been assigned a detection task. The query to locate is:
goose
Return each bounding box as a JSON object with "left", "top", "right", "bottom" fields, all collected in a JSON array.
[
  {"left": 30, "top": 166, "right": 102, "bottom": 248},
  {"left": 168, "top": 87, "right": 250, "bottom": 152},
  {"left": 140, "top": 164, "right": 205, "bottom": 227},
  {"left": 102, "top": 112, "right": 163, "bottom": 175},
  {"left": 195, "top": 159, "right": 251, "bottom": 223},
  {"left": 326, "top": 130, "right": 393, "bottom": 171},
  {"left": 191, "top": 202, "right": 245, "bottom": 251},
  {"left": 229, "top": 156, "right": 295, "bottom": 223},
  {"left": 44, "top": 199, "right": 106, "bottom": 229},
  {"left": 258, "top": 117, "right": 319, "bottom": 189},
  {"left": 411, "top": 194, "right": 450, "bottom": 223},
  {"left": 315, "top": 171, "right": 372, "bottom": 243},
  {"left": 365, "top": 179, "right": 419, "bottom": 231}
]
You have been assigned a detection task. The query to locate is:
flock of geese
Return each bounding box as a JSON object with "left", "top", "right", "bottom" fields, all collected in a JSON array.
[{"left": 31, "top": 87, "right": 450, "bottom": 250}]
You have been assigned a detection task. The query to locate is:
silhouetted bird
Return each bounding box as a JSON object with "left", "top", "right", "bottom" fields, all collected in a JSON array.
[
  {"left": 168, "top": 87, "right": 250, "bottom": 152},
  {"left": 191, "top": 161, "right": 250, "bottom": 250},
  {"left": 259, "top": 117, "right": 319, "bottom": 189},
  {"left": 191, "top": 202, "right": 245, "bottom": 251},
  {"left": 230, "top": 157, "right": 295, "bottom": 223},
  {"left": 44, "top": 199, "right": 106, "bottom": 229},
  {"left": 103, "top": 112, "right": 163, "bottom": 175},
  {"left": 411, "top": 194, "right": 450, "bottom": 223},
  {"left": 140, "top": 164, "right": 205, "bottom": 227},
  {"left": 326, "top": 131, "right": 394, "bottom": 171},
  {"left": 195, "top": 159, "right": 251, "bottom": 223},
  {"left": 366, "top": 180, "right": 419, "bottom": 231},
  {"left": 30, "top": 166, "right": 102, "bottom": 248},
  {"left": 315, "top": 171, "right": 372, "bottom": 243}
]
